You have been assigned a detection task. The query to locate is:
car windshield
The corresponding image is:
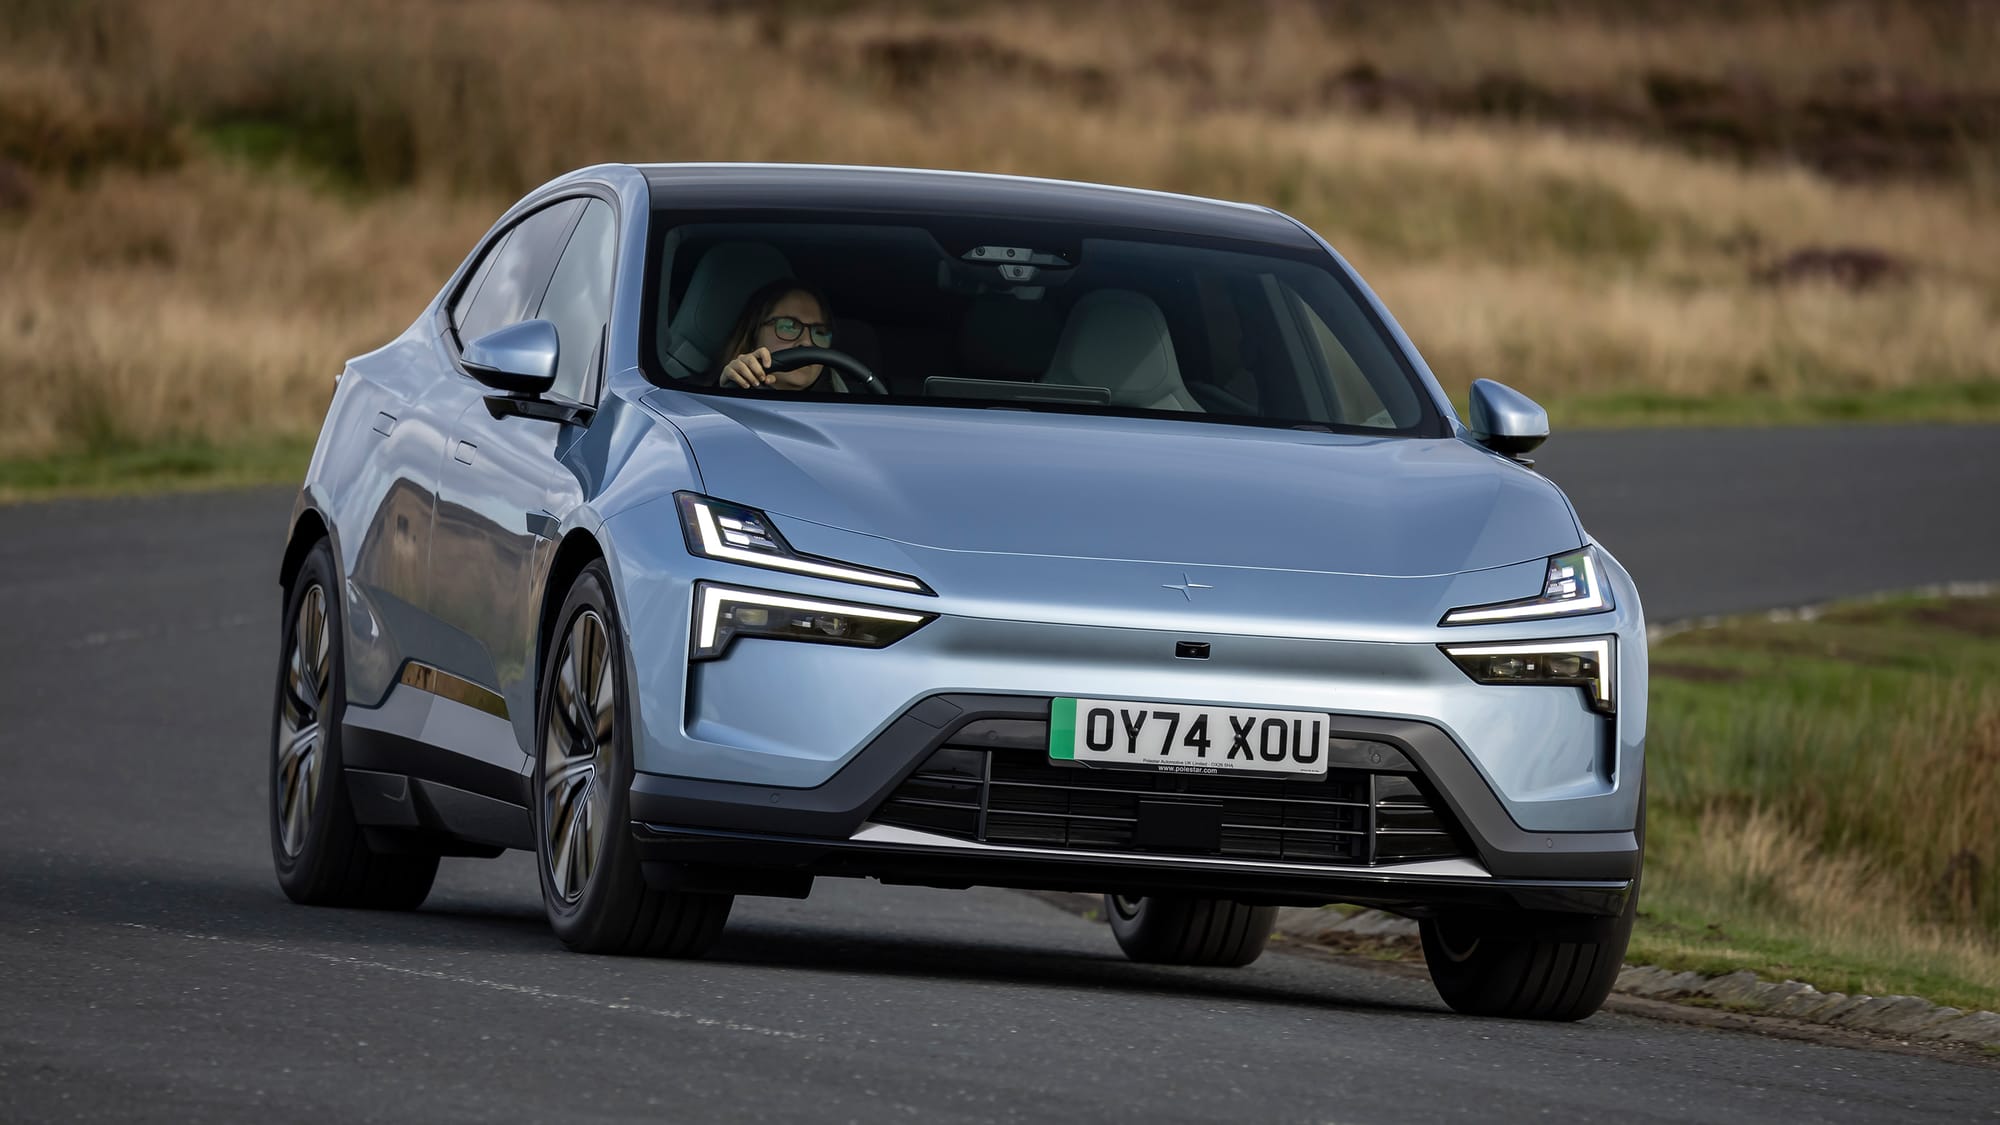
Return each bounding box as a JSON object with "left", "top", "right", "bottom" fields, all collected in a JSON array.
[{"left": 642, "top": 211, "right": 1443, "bottom": 436}]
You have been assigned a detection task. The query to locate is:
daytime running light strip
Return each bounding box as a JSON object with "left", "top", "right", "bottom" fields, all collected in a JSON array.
[
  {"left": 696, "top": 586, "right": 929, "bottom": 652},
  {"left": 1444, "top": 552, "right": 1607, "bottom": 624},
  {"left": 693, "top": 504, "right": 924, "bottom": 592},
  {"left": 1439, "top": 637, "right": 1614, "bottom": 707}
]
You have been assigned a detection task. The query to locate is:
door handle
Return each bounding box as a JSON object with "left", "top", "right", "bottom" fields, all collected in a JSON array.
[{"left": 454, "top": 440, "right": 476, "bottom": 465}]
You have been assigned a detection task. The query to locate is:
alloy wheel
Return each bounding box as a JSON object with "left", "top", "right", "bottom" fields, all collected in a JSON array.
[
  {"left": 542, "top": 609, "right": 616, "bottom": 904},
  {"left": 275, "top": 583, "right": 331, "bottom": 857}
]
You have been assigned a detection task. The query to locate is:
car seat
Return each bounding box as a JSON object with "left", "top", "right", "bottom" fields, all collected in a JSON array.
[
  {"left": 659, "top": 242, "right": 792, "bottom": 381},
  {"left": 1042, "top": 289, "right": 1203, "bottom": 412}
]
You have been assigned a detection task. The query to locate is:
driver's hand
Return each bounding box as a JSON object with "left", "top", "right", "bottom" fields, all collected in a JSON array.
[{"left": 720, "top": 347, "right": 777, "bottom": 389}]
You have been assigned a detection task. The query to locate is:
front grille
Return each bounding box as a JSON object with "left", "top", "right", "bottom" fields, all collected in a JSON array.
[{"left": 871, "top": 717, "right": 1465, "bottom": 866}]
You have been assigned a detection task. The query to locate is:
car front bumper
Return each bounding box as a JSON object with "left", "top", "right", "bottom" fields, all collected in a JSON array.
[{"left": 629, "top": 694, "right": 1639, "bottom": 917}]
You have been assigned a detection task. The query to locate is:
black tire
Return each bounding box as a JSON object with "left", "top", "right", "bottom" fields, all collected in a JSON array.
[
  {"left": 1419, "top": 784, "right": 1644, "bottom": 1021},
  {"left": 533, "top": 560, "right": 732, "bottom": 956},
  {"left": 1104, "top": 895, "right": 1278, "bottom": 967},
  {"left": 1418, "top": 894, "right": 1635, "bottom": 1021},
  {"left": 270, "top": 538, "right": 439, "bottom": 909}
]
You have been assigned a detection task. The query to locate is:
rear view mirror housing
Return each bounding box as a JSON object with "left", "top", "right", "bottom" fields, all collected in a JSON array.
[
  {"left": 1468, "top": 379, "right": 1549, "bottom": 461},
  {"left": 463, "top": 320, "right": 559, "bottom": 396}
]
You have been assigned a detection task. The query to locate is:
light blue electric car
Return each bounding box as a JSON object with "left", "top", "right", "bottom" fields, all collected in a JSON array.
[{"left": 271, "top": 163, "right": 1647, "bottom": 1020}]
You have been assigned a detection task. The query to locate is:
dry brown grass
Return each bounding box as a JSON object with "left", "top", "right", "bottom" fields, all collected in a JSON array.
[
  {"left": 1, "top": 162, "right": 487, "bottom": 458},
  {"left": 2, "top": 0, "right": 1997, "bottom": 462},
  {"left": 1287, "top": 1, "right": 2000, "bottom": 95},
  {"left": 1639, "top": 806, "right": 2000, "bottom": 1003}
]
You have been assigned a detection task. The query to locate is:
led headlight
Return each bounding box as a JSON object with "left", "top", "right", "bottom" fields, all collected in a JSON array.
[
  {"left": 677, "top": 493, "right": 933, "bottom": 594},
  {"left": 1441, "top": 547, "right": 1612, "bottom": 626},
  {"left": 691, "top": 583, "right": 935, "bottom": 661},
  {"left": 1440, "top": 637, "right": 1615, "bottom": 714}
]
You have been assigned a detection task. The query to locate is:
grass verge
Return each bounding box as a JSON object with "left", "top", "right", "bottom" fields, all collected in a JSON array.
[
  {"left": 1633, "top": 594, "right": 2000, "bottom": 1014},
  {"left": 0, "top": 437, "right": 311, "bottom": 504}
]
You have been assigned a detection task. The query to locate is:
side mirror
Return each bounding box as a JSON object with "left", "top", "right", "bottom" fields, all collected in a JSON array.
[
  {"left": 464, "top": 320, "right": 559, "bottom": 396},
  {"left": 1468, "top": 378, "right": 1549, "bottom": 461}
]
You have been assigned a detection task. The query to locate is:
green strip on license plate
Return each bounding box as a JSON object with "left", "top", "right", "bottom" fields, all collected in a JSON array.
[{"left": 1048, "top": 696, "right": 1077, "bottom": 759}]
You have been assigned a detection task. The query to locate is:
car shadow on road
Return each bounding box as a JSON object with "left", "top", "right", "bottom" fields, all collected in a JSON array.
[
  {"left": 707, "top": 916, "right": 1444, "bottom": 1019},
  {"left": 0, "top": 855, "right": 554, "bottom": 954},
  {"left": 3, "top": 854, "right": 1447, "bottom": 1020}
]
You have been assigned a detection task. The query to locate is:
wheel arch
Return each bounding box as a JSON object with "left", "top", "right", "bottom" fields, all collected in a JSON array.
[
  {"left": 536, "top": 528, "right": 609, "bottom": 690},
  {"left": 279, "top": 506, "right": 331, "bottom": 592}
]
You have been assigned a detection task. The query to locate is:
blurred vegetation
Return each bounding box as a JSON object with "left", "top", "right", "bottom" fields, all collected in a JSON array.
[
  {"left": 1, "top": 0, "right": 1997, "bottom": 493},
  {"left": 1629, "top": 594, "right": 2000, "bottom": 1012}
]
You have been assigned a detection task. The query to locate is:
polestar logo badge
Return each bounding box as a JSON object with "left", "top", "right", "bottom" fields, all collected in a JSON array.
[{"left": 1161, "top": 574, "right": 1214, "bottom": 601}]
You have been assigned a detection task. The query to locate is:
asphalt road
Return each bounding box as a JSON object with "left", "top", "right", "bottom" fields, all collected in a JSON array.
[
  {"left": 4, "top": 425, "right": 1999, "bottom": 1122},
  {"left": 1541, "top": 424, "right": 2000, "bottom": 620}
]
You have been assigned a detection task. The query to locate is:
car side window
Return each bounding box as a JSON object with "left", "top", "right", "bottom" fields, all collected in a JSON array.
[
  {"left": 534, "top": 199, "right": 617, "bottom": 403},
  {"left": 449, "top": 229, "right": 509, "bottom": 337},
  {"left": 455, "top": 198, "right": 586, "bottom": 349}
]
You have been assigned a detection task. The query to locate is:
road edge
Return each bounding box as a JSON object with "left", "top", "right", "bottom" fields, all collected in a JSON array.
[{"left": 1022, "top": 891, "right": 2000, "bottom": 1064}]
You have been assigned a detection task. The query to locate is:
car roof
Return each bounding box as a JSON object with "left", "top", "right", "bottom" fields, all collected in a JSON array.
[{"left": 634, "top": 163, "right": 1320, "bottom": 249}]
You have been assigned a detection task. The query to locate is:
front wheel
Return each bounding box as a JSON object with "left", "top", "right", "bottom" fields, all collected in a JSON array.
[
  {"left": 1418, "top": 895, "right": 1635, "bottom": 1021},
  {"left": 1104, "top": 895, "right": 1277, "bottom": 967},
  {"left": 533, "top": 561, "right": 732, "bottom": 956},
  {"left": 1422, "top": 783, "right": 1644, "bottom": 1021}
]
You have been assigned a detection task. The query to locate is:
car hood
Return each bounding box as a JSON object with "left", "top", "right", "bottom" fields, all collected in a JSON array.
[{"left": 650, "top": 395, "right": 1581, "bottom": 577}]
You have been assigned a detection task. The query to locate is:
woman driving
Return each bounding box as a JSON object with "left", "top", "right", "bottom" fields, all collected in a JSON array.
[{"left": 715, "top": 279, "right": 839, "bottom": 391}]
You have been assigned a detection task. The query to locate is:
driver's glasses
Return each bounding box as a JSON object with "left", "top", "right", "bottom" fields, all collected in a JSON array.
[{"left": 763, "top": 316, "right": 834, "bottom": 347}]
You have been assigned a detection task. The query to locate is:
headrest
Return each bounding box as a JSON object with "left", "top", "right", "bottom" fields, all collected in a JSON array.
[
  {"left": 1043, "top": 289, "right": 1190, "bottom": 408},
  {"left": 660, "top": 242, "right": 792, "bottom": 380}
]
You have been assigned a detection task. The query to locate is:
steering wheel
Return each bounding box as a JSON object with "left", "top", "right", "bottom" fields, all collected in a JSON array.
[{"left": 763, "top": 347, "right": 888, "bottom": 396}]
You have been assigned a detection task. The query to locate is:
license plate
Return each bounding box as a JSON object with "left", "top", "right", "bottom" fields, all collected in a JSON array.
[{"left": 1048, "top": 698, "right": 1330, "bottom": 777}]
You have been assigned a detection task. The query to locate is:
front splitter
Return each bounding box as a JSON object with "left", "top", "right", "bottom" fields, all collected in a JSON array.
[{"left": 633, "top": 822, "right": 1632, "bottom": 916}]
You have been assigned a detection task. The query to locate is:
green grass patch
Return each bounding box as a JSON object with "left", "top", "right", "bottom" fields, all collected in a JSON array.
[
  {"left": 0, "top": 437, "right": 312, "bottom": 504},
  {"left": 1636, "top": 593, "right": 2000, "bottom": 1013},
  {"left": 1543, "top": 380, "right": 2000, "bottom": 427}
]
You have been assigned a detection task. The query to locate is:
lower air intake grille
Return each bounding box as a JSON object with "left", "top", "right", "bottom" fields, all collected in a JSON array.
[{"left": 871, "top": 717, "right": 1465, "bottom": 866}]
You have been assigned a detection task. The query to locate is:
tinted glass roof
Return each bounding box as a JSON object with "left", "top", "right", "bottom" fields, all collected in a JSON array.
[{"left": 638, "top": 164, "right": 1317, "bottom": 249}]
